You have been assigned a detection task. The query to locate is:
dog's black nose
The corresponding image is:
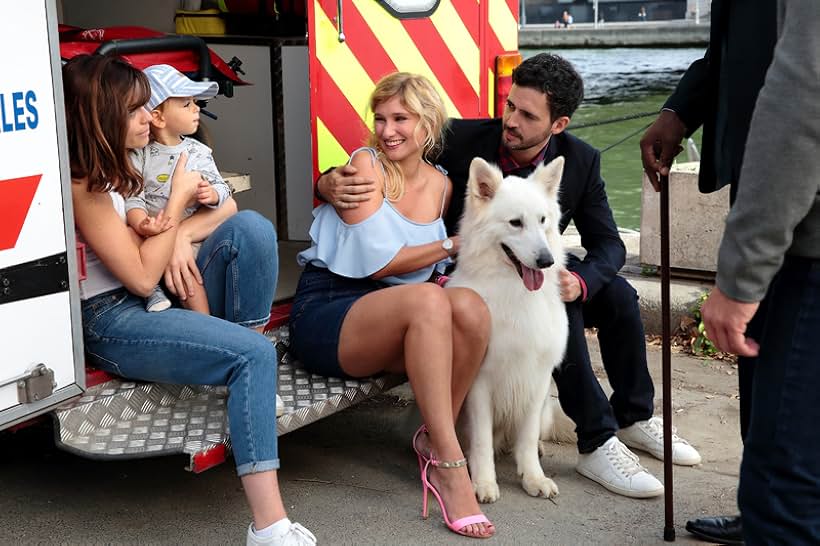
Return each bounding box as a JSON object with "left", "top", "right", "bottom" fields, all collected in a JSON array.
[{"left": 536, "top": 249, "right": 554, "bottom": 269}]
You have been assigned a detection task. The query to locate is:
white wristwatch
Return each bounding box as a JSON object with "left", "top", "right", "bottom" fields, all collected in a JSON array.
[{"left": 441, "top": 237, "right": 455, "bottom": 256}]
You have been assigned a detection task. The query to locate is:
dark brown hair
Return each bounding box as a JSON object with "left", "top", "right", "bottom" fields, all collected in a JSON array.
[
  {"left": 512, "top": 53, "right": 584, "bottom": 120},
  {"left": 63, "top": 55, "right": 151, "bottom": 196}
]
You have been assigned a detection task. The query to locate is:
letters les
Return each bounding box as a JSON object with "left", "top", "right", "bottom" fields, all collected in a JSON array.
[{"left": 0, "top": 91, "right": 39, "bottom": 133}]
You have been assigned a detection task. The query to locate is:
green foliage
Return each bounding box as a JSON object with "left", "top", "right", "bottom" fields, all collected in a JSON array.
[
  {"left": 690, "top": 292, "right": 718, "bottom": 357},
  {"left": 640, "top": 264, "right": 658, "bottom": 277}
]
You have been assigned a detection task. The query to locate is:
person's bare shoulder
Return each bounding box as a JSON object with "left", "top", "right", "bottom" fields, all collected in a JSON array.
[
  {"left": 338, "top": 148, "right": 384, "bottom": 223},
  {"left": 348, "top": 148, "right": 385, "bottom": 188}
]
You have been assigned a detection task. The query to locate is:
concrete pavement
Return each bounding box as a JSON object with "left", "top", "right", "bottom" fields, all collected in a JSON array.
[{"left": 0, "top": 335, "right": 740, "bottom": 545}]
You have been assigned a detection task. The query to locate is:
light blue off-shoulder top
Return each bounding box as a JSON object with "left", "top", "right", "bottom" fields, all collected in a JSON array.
[{"left": 297, "top": 147, "right": 451, "bottom": 285}]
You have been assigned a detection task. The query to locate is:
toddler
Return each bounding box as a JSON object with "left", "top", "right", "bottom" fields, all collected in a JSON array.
[{"left": 127, "top": 64, "right": 231, "bottom": 312}]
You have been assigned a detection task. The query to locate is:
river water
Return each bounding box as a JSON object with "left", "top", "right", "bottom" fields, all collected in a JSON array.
[{"left": 521, "top": 47, "right": 705, "bottom": 230}]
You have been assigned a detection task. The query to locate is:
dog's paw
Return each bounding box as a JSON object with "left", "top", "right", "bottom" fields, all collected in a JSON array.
[
  {"left": 473, "top": 480, "right": 501, "bottom": 503},
  {"left": 522, "top": 474, "right": 559, "bottom": 499}
]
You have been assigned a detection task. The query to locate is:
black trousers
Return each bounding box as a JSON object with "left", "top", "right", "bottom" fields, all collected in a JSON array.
[{"left": 552, "top": 276, "right": 655, "bottom": 453}]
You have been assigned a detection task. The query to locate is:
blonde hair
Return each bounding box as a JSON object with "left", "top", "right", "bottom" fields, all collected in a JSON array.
[{"left": 365, "top": 73, "right": 447, "bottom": 201}]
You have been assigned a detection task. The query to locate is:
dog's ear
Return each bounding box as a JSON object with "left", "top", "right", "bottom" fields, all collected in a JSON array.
[
  {"left": 468, "top": 157, "right": 503, "bottom": 201},
  {"left": 532, "top": 156, "right": 564, "bottom": 200}
]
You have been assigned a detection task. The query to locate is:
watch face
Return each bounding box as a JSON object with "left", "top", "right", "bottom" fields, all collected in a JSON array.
[{"left": 443, "top": 238, "right": 453, "bottom": 250}]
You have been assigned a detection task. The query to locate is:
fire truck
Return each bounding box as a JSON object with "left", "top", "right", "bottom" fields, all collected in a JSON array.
[{"left": 1, "top": 0, "right": 519, "bottom": 472}]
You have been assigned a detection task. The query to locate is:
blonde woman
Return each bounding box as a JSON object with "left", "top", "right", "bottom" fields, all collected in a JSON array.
[{"left": 289, "top": 73, "right": 494, "bottom": 539}]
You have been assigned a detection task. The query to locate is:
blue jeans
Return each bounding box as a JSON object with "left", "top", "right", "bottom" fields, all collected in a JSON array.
[
  {"left": 738, "top": 256, "right": 820, "bottom": 544},
  {"left": 81, "top": 211, "right": 280, "bottom": 476}
]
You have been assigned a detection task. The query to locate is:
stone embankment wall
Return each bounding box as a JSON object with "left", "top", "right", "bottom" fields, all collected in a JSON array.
[{"left": 519, "top": 23, "right": 709, "bottom": 48}]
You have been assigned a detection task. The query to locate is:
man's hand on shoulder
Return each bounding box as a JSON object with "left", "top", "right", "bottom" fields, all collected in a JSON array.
[
  {"left": 640, "top": 109, "right": 686, "bottom": 192},
  {"left": 701, "top": 286, "right": 760, "bottom": 357},
  {"left": 316, "top": 164, "right": 377, "bottom": 209}
]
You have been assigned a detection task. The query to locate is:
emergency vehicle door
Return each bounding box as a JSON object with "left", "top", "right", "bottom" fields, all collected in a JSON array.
[
  {"left": 308, "top": 0, "right": 505, "bottom": 176},
  {"left": 0, "top": 0, "right": 85, "bottom": 430}
]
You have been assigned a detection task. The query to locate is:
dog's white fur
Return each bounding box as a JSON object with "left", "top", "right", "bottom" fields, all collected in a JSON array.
[{"left": 450, "top": 157, "right": 570, "bottom": 503}]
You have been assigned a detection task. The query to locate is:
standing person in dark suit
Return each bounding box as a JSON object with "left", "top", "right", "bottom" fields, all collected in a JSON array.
[
  {"left": 640, "top": 1, "right": 777, "bottom": 542},
  {"left": 318, "top": 53, "right": 702, "bottom": 500}
]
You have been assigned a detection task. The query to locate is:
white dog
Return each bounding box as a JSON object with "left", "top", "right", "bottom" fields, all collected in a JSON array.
[{"left": 450, "top": 156, "right": 569, "bottom": 503}]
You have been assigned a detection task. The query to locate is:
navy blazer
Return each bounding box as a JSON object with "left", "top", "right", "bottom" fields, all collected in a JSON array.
[
  {"left": 664, "top": 0, "right": 777, "bottom": 195},
  {"left": 438, "top": 118, "right": 625, "bottom": 301}
]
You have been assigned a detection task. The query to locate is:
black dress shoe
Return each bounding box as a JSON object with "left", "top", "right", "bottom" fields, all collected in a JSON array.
[{"left": 685, "top": 515, "right": 743, "bottom": 545}]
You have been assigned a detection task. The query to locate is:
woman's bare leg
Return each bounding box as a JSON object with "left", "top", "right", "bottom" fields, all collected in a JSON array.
[
  {"left": 413, "top": 287, "right": 491, "bottom": 521},
  {"left": 181, "top": 282, "right": 210, "bottom": 314},
  {"left": 339, "top": 283, "right": 493, "bottom": 536},
  {"left": 241, "top": 470, "right": 287, "bottom": 529},
  {"left": 446, "top": 287, "right": 491, "bottom": 418}
]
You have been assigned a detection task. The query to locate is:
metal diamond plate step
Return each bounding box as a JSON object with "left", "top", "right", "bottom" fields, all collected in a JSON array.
[{"left": 53, "top": 326, "right": 405, "bottom": 470}]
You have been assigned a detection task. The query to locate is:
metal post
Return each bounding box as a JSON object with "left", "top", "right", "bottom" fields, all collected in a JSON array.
[
  {"left": 660, "top": 174, "right": 675, "bottom": 542},
  {"left": 520, "top": 0, "right": 527, "bottom": 27},
  {"left": 695, "top": 0, "right": 700, "bottom": 24},
  {"left": 593, "top": 0, "right": 599, "bottom": 28}
]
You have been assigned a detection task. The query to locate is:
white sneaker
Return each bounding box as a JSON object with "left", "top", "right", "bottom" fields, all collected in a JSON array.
[
  {"left": 618, "top": 416, "right": 702, "bottom": 466},
  {"left": 576, "top": 436, "right": 664, "bottom": 498},
  {"left": 276, "top": 394, "right": 285, "bottom": 417},
  {"left": 145, "top": 285, "right": 171, "bottom": 312},
  {"left": 246, "top": 521, "right": 316, "bottom": 546}
]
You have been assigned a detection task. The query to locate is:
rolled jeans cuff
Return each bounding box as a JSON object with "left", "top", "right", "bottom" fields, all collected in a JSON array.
[
  {"left": 237, "top": 313, "right": 272, "bottom": 329},
  {"left": 236, "top": 458, "right": 281, "bottom": 477}
]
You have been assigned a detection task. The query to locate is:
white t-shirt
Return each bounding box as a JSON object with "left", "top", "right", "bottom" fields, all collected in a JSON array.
[
  {"left": 126, "top": 137, "right": 230, "bottom": 218},
  {"left": 79, "top": 192, "right": 127, "bottom": 300}
]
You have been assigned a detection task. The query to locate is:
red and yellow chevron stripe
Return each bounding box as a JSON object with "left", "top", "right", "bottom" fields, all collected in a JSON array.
[{"left": 308, "top": 0, "right": 518, "bottom": 178}]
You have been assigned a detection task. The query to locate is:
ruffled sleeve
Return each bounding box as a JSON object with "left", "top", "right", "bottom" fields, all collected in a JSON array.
[
  {"left": 296, "top": 147, "right": 451, "bottom": 284},
  {"left": 297, "top": 202, "right": 407, "bottom": 278}
]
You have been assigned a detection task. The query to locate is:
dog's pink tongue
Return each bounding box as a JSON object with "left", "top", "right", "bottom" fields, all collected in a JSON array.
[{"left": 522, "top": 265, "right": 544, "bottom": 291}]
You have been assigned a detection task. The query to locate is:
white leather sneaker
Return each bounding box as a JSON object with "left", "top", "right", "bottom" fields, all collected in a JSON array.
[
  {"left": 618, "top": 416, "right": 702, "bottom": 466},
  {"left": 576, "top": 436, "right": 664, "bottom": 498},
  {"left": 246, "top": 521, "right": 317, "bottom": 546}
]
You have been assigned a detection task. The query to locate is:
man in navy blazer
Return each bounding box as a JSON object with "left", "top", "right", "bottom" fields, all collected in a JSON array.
[
  {"left": 440, "top": 54, "right": 701, "bottom": 499},
  {"left": 317, "top": 53, "right": 701, "bottom": 499}
]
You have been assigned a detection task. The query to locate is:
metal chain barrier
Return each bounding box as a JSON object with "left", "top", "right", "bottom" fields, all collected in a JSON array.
[
  {"left": 599, "top": 121, "right": 654, "bottom": 153},
  {"left": 570, "top": 110, "right": 658, "bottom": 130}
]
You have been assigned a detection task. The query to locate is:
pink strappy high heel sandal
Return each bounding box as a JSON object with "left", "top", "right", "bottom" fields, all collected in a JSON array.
[
  {"left": 421, "top": 455, "right": 495, "bottom": 538},
  {"left": 412, "top": 424, "right": 430, "bottom": 471}
]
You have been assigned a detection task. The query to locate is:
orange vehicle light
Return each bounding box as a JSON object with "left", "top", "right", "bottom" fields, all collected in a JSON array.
[{"left": 495, "top": 52, "right": 522, "bottom": 118}]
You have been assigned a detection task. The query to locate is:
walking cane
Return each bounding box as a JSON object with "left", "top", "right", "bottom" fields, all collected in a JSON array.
[{"left": 660, "top": 173, "right": 675, "bottom": 541}]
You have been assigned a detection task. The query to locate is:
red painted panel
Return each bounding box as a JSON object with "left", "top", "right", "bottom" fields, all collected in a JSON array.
[
  {"left": 0, "top": 175, "right": 42, "bottom": 251},
  {"left": 451, "top": 0, "right": 481, "bottom": 45},
  {"left": 314, "top": 63, "right": 371, "bottom": 152},
  {"left": 85, "top": 368, "right": 118, "bottom": 388},
  {"left": 191, "top": 443, "right": 228, "bottom": 473},
  {"left": 344, "top": 2, "right": 398, "bottom": 83},
  {"left": 264, "top": 302, "right": 294, "bottom": 331},
  {"left": 401, "top": 18, "right": 479, "bottom": 117},
  {"left": 506, "top": 0, "right": 519, "bottom": 21}
]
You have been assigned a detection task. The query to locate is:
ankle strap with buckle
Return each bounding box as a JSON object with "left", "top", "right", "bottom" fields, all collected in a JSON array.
[{"left": 430, "top": 457, "right": 467, "bottom": 469}]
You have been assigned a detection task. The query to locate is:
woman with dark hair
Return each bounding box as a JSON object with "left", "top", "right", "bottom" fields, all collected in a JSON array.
[{"left": 64, "top": 54, "right": 315, "bottom": 546}]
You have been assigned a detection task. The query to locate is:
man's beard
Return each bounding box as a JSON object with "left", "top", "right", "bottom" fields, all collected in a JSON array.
[{"left": 502, "top": 126, "right": 551, "bottom": 151}]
